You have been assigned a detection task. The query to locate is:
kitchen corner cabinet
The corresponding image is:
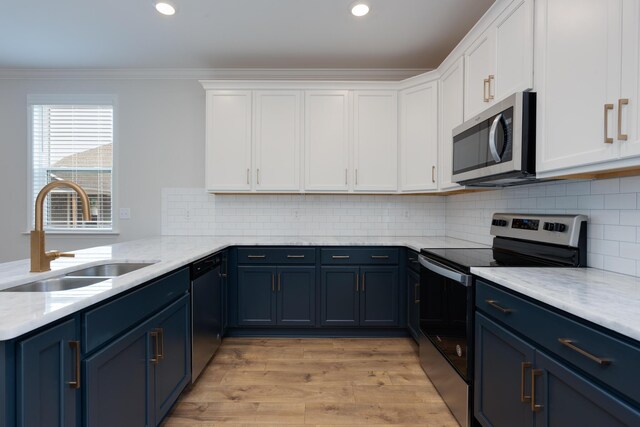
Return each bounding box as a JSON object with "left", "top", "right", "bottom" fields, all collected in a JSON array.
[
  {"left": 464, "top": 0, "right": 534, "bottom": 121},
  {"left": 535, "top": 0, "right": 640, "bottom": 175},
  {"left": 400, "top": 81, "right": 438, "bottom": 192},
  {"left": 438, "top": 57, "right": 465, "bottom": 191},
  {"left": 17, "top": 318, "right": 79, "bottom": 427},
  {"left": 475, "top": 281, "right": 640, "bottom": 427},
  {"left": 353, "top": 91, "right": 398, "bottom": 192}
]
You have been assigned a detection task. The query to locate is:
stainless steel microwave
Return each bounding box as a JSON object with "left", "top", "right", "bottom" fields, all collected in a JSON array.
[{"left": 451, "top": 92, "right": 536, "bottom": 187}]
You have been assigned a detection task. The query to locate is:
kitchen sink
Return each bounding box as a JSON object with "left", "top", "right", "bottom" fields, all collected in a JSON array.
[
  {"left": 1, "top": 276, "right": 109, "bottom": 292},
  {"left": 65, "top": 262, "right": 155, "bottom": 278}
]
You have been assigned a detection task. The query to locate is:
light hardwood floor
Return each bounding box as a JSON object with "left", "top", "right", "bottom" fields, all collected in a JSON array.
[{"left": 162, "top": 337, "right": 459, "bottom": 426}]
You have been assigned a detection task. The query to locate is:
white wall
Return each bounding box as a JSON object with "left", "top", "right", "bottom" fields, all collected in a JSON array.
[{"left": 0, "top": 78, "right": 205, "bottom": 262}]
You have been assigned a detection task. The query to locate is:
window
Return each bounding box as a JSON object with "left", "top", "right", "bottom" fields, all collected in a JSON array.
[{"left": 30, "top": 97, "right": 115, "bottom": 232}]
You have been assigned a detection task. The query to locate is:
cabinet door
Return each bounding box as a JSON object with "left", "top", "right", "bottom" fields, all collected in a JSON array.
[
  {"left": 276, "top": 266, "right": 316, "bottom": 326},
  {"left": 439, "top": 57, "right": 465, "bottom": 191},
  {"left": 464, "top": 29, "right": 496, "bottom": 120},
  {"left": 320, "top": 267, "right": 359, "bottom": 326},
  {"left": 619, "top": 0, "right": 640, "bottom": 159},
  {"left": 359, "top": 266, "right": 399, "bottom": 326},
  {"left": 535, "top": 0, "right": 622, "bottom": 172},
  {"left": 533, "top": 350, "right": 640, "bottom": 427},
  {"left": 475, "top": 313, "right": 535, "bottom": 427},
  {"left": 407, "top": 269, "right": 420, "bottom": 339},
  {"left": 353, "top": 91, "right": 398, "bottom": 192},
  {"left": 494, "top": 0, "right": 534, "bottom": 100},
  {"left": 304, "top": 91, "right": 350, "bottom": 191},
  {"left": 205, "top": 90, "right": 253, "bottom": 191},
  {"left": 237, "top": 266, "right": 277, "bottom": 326},
  {"left": 84, "top": 320, "right": 151, "bottom": 427},
  {"left": 254, "top": 91, "right": 302, "bottom": 191},
  {"left": 17, "top": 319, "right": 78, "bottom": 427},
  {"left": 400, "top": 82, "right": 438, "bottom": 191},
  {"left": 153, "top": 295, "right": 191, "bottom": 424}
]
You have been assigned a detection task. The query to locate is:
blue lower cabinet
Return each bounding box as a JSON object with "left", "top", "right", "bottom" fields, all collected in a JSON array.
[
  {"left": 237, "top": 266, "right": 277, "bottom": 326},
  {"left": 407, "top": 269, "right": 420, "bottom": 339},
  {"left": 17, "top": 318, "right": 79, "bottom": 427},
  {"left": 475, "top": 313, "right": 535, "bottom": 427},
  {"left": 320, "top": 267, "right": 359, "bottom": 326},
  {"left": 360, "top": 267, "right": 399, "bottom": 326},
  {"left": 276, "top": 266, "right": 316, "bottom": 326}
]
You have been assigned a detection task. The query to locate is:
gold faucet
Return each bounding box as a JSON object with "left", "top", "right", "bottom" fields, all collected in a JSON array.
[{"left": 31, "top": 180, "right": 91, "bottom": 272}]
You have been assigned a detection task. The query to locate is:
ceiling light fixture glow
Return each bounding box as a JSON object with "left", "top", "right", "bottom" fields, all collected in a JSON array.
[
  {"left": 351, "top": 3, "right": 370, "bottom": 17},
  {"left": 155, "top": 1, "right": 176, "bottom": 16}
]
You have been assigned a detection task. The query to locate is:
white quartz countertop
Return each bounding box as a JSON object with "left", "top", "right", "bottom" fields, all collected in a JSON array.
[
  {"left": 472, "top": 267, "right": 640, "bottom": 343},
  {"left": 0, "top": 235, "right": 485, "bottom": 340}
]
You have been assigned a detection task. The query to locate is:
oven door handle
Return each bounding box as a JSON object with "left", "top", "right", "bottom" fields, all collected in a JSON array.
[{"left": 419, "top": 255, "right": 472, "bottom": 287}]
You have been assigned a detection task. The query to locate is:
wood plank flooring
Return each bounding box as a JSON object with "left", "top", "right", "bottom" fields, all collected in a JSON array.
[{"left": 162, "top": 337, "right": 458, "bottom": 427}]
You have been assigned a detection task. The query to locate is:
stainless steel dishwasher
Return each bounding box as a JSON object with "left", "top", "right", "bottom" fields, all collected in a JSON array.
[{"left": 190, "top": 252, "right": 223, "bottom": 383}]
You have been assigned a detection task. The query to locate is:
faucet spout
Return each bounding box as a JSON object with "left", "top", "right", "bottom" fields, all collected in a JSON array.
[{"left": 31, "top": 180, "right": 91, "bottom": 272}]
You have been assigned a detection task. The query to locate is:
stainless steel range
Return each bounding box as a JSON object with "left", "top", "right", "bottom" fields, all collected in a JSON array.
[{"left": 418, "top": 213, "right": 588, "bottom": 427}]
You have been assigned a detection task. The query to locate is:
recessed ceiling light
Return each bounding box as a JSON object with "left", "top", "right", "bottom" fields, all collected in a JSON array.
[
  {"left": 351, "top": 2, "right": 370, "bottom": 17},
  {"left": 155, "top": 1, "right": 176, "bottom": 16}
]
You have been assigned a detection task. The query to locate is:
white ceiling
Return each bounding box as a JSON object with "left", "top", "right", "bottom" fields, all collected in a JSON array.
[{"left": 0, "top": 0, "right": 494, "bottom": 70}]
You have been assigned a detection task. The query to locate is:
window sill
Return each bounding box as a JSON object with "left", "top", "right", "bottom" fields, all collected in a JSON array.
[{"left": 22, "top": 230, "right": 120, "bottom": 237}]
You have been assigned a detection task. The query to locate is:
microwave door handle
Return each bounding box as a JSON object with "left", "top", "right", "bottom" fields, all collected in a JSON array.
[
  {"left": 489, "top": 113, "right": 503, "bottom": 163},
  {"left": 419, "top": 255, "right": 472, "bottom": 287}
]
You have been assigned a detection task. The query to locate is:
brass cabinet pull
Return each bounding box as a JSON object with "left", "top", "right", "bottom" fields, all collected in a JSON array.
[
  {"left": 277, "top": 273, "right": 281, "bottom": 291},
  {"left": 558, "top": 338, "right": 611, "bottom": 366},
  {"left": 150, "top": 331, "right": 160, "bottom": 364},
  {"left": 488, "top": 75, "right": 495, "bottom": 100},
  {"left": 531, "top": 369, "right": 543, "bottom": 412},
  {"left": 520, "top": 362, "right": 532, "bottom": 402},
  {"left": 345, "top": 169, "right": 348, "bottom": 185},
  {"left": 356, "top": 273, "right": 359, "bottom": 292},
  {"left": 157, "top": 328, "right": 164, "bottom": 360},
  {"left": 271, "top": 273, "right": 275, "bottom": 292},
  {"left": 432, "top": 165, "right": 436, "bottom": 183},
  {"left": 604, "top": 104, "right": 614, "bottom": 143},
  {"left": 371, "top": 255, "right": 389, "bottom": 259},
  {"left": 414, "top": 283, "right": 420, "bottom": 304},
  {"left": 485, "top": 299, "right": 512, "bottom": 314},
  {"left": 362, "top": 274, "right": 365, "bottom": 292},
  {"left": 257, "top": 168, "right": 261, "bottom": 185},
  {"left": 483, "top": 78, "right": 490, "bottom": 102},
  {"left": 248, "top": 255, "right": 266, "bottom": 259},
  {"left": 287, "top": 255, "right": 305, "bottom": 259},
  {"left": 246, "top": 168, "right": 250, "bottom": 185},
  {"left": 68, "top": 341, "right": 81, "bottom": 389},
  {"left": 355, "top": 169, "right": 358, "bottom": 185},
  {"left": 618, "top": 98, "right": 629, "bottom": 141},
  {"left": 332, "top": 255, "right": 350, "bottom": 259}
]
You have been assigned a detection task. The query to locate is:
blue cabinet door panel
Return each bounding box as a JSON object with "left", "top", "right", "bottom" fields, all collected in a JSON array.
[
  {"left": 17, "top": 319, "right": 78, "bottom": 427},
  {"left": 277, "top": 266, "right": 316, "bottom": 326},
  {"left": 360, "top": 267, "right": 398, "bottom": 326},
  {"left": 320, "top": 267, "right": 359, "bottom": 326},
  {"left": 238, "top": 266, "right": 277, "bottom": 326},
  {"left": 475, "top": 313, "right": 535, "bottom": 427}
]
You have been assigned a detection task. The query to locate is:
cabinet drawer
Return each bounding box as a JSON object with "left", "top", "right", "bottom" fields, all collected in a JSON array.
[
  {"left": 83, "top": 268, "right": 189, "bottom": 354},
  {"left": 477, "top": 280, "right": 640, "bottom": 404},
  {"left": 407, "top": 250, "right": 420, "bottom": 272},
  {"left": 237, "top": 247, "right": 316, "bottom": 264},
  {"left": 321, "top": 248, "right": 399, "bottom": 265}
]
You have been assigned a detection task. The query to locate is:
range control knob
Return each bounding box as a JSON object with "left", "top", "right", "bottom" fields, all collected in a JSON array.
[
  {"left": 543, "top": 222, "right": 554, "bottom": 231},
  {"left": 555, "top": 223, "right": 567, "bottom": 232},
  {"left": 492, "top": 219, "right": 508, "bottom": 227}
]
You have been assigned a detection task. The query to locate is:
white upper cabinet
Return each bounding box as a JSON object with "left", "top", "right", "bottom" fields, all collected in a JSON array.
[
  {"left": 535, "top": 0, "right": 624, "bottom": 174},
  {"left": 439, "top": 57, "right": 465, "bottom": 191},
  {"left": 304, "top": 91, "right": 350, "bottom": 192},
  {"left": 205, "top": 90, "right": 252, "bottom": 191},
  {"left": 464, "top": 0, "right": 534, "bottom": 121},
  {"left": 254, "top": 91, "right": 301, "bottom": 192},
  {"left": 400, "top": 82, "right": 438, "bottom": 192},
  {"left": 353, "top": 91, "right": 398, "bottom": 192},
  {"left": 619, "top": 0, "right": 640, "bottom": 160}
]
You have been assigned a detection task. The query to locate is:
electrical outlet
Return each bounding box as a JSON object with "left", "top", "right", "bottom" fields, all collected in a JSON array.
[{"left": 119, "top": 208, "right": 131, "bottom": 220}]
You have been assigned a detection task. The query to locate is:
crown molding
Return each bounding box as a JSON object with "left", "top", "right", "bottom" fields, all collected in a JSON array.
[{"left": 0, "top": 68, "right": 430, "bottom": 81}]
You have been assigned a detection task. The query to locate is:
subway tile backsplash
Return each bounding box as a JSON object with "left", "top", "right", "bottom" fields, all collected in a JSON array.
[{"left": 162, "top": 176, "right": 640, "bottom": 277}]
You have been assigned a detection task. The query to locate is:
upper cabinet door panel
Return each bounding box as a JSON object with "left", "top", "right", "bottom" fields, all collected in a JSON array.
[
  {"left": 464, "top": 29, "right": 497, "bottom": 121},
  {"left": 619, "top": 0, "right": 640, "bottom": 159},
  {"left": 494, "top": 0, "right": 534, "bottom": 100},
  {"left": 353, "top": 91, "right": 398, "bottom": 192},
  {"left": 304, "top": 91, "right": 350, "bottom": 191},
  {"left": 439, "top": 57, "right": 465, "bottom": 191},
  {"left": 206, "top": 91, "right": 252, "bottom": 191},
  {"left": 254, "top": 91, "right": 302, "bottom": 191},
  {"left": 400, "top": 82, "right": 438, "bottom": 192},
  {"left": 535, "top": 0, "right": 622, "bottom": 172}
]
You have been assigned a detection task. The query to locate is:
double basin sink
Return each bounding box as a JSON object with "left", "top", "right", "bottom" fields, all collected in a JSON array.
[{"left": 1, "top": 262, "right": 155, "bottom": 292}]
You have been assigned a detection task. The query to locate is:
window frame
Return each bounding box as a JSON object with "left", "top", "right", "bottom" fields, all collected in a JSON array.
[{"left": 27, "top": 94, "right": 119, "bottom": 235}]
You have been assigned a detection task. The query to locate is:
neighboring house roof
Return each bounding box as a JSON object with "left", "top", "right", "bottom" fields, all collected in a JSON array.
[{"left": 50, "top": 143, "right": 112, "bottom": 195}]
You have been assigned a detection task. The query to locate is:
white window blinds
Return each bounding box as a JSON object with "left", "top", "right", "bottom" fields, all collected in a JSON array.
[{"left": 31, "top": 104, "right": 114, "bottom": 231}]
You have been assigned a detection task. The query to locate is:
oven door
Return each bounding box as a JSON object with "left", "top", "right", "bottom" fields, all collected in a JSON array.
[{"left": 419, "top": 255, "right": 474, "bottom": 382}]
